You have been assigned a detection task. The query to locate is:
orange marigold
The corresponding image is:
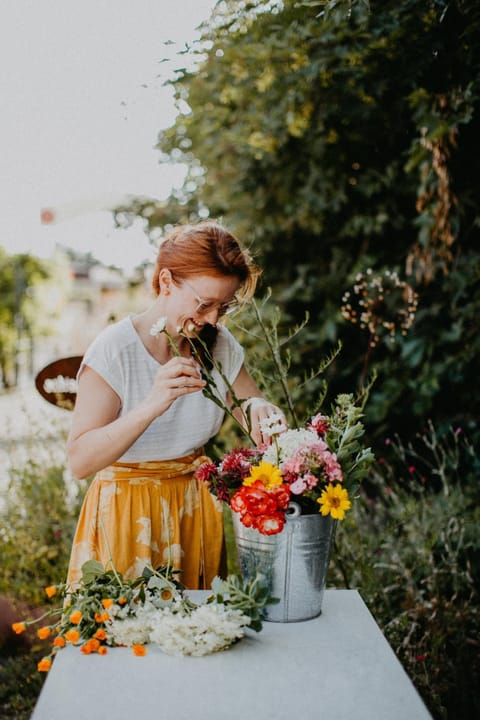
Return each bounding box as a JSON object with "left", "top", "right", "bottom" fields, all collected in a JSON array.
[
  {"left": 37, "top": 657, "right": 52, "bottom": 672},
  {"left": 37, "top": 626, "right": 51, "bottom": 640},
  {"left": 101, "top": 598, "right": 114, "bottom": 609},
  {"left": 94, "top": 629, "right": 107, "bottom": 641},
  {"left": 69, "top": 610, "right": 82, "bottom": 625},
  {"left": 94, "top": 612, "right": 110, "bottom": 623},
  {"left": 45, "top": 586, "right": 57, "bottom": 599},
  {"left": 65, "top": 629, "right": 80, "bottom": 644},
  {"left": 132, "top": 644, "right": 147, "bottom": 657},
  {"left": 12, "top": 622, "right": 26, "bottom": 635},
  {"left": 80, "top": 638, "right": 100, "bottom": 655},
  {"left": 53, "top": 636, "right": 66, "bottom": 648},
  {"left": 98, "top": 645, "right": 108, "bottom": 655}
]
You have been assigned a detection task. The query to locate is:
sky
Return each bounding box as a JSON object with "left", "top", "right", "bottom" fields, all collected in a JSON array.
[{"left": 0, "top": 0, "right": 217, "bottom": 273}]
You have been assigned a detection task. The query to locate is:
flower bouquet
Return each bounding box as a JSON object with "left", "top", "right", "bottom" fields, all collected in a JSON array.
[
  {"left": 12, "top": 561, "right": 276, "bottom": 671},
  {"left": 195, "top": 393, "right": 375, "bottom": 536}
]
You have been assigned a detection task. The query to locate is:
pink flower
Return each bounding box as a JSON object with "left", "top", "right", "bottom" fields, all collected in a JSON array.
[
  {"left": 322, "top": 452, "right": 343, "bottom": 482},
  {"left": 308, "top": 414, "right": 330, "bottom": 435},
  {"left": 194, "top": 462, "right": 217, "bottom": 483},
  {"left": 220, "top": 449, "right": 256, "bottom": 478},
  {"left": 303, "top": 473, "right": 319, "bottom": 490},
  {"left": 283, "top": 455, "right": 305, "bottom": 475},
  {"left": 290, "top": 477, "right": 307, "bottom": 495}
]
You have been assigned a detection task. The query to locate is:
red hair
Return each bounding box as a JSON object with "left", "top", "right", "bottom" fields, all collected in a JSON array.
[{"left": 152, "top": 221, "right": 260, "bottom": 299}]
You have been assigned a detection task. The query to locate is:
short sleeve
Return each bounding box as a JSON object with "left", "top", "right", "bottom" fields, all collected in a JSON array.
[{"left": 78, "top": 323, "right": 126, "bottom": 397}]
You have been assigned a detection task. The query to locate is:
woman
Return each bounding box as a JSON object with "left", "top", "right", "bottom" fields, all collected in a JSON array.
[{"left": 66, "top": 220, "right": 284, "bottom": 589}]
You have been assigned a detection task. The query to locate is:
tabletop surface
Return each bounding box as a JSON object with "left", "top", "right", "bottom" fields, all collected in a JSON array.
[{"left": 31, "top": 589, "right": 431, "bottom": 720}]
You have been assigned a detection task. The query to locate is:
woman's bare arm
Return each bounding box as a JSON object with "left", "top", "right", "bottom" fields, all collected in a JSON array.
[{"left": 67, "top": 358, "right": 205, "bottom": 479}]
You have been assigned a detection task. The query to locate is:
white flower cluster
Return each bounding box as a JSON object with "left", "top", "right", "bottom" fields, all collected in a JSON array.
[
  {"left": 105, "top": 597, "right": 251, "bottom": 656},
  {"left": 259, "top": 411, "right": 288, "bottom": 437},
  {"left": 262, "top": 428, "right": 319, "bottom": 467},
  {"left": 149, "top": 604, "right": 250, "bottom": 656},
  {"left": 107, "top": 604, "right": 155, "bottom": 646}
]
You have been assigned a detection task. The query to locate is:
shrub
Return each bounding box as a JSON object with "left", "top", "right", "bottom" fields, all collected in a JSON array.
[
  {"left": 0, "top": 405, "right": 88, "bottom": 716},
  {"left": 329, "top": 423, "right": 480, "bottom": 720},
  {"left": 0, "top": 418, "right": 87, "bottom": 604}
]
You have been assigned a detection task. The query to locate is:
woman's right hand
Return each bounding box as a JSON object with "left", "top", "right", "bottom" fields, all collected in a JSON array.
[
  {"left": 68, "top": 359, "right": 205, "bottom": 479},
  {"left": 144, "top": 357, "right": 206, "bottom": 417}
]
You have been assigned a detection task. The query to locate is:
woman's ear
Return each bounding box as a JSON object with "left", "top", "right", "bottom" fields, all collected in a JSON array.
[{"left": 158, "top": 268, "right": 173, "bottom": 295}]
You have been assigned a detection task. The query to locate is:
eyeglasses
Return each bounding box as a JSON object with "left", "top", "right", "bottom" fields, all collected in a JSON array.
[{"left": 181, "top": 278, "right": 241, "bottom": 317}]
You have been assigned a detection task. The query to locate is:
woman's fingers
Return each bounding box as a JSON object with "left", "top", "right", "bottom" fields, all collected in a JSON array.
[{"left": 249, "top": 401, "right": 288, "bottom": 446}]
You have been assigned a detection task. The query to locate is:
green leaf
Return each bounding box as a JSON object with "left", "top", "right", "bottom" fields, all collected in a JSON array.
[{"left": 80, "top": 560, "right": 106, "bottom": 584}]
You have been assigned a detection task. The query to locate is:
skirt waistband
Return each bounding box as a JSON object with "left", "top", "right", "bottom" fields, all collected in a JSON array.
[{"left": 98, "top": 450, "right": 209, "bottom": 482}]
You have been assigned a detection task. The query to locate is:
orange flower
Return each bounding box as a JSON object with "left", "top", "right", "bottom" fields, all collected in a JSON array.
[
  {"left": 53, "top": 636, "right": 66, "bottom": 648},
  {"left": 69, "top": 610, "right": 82, "bottom": 625},
  {"left": 160, "top": 589, "right": 173, "bottom": 601},
  {"left": 37, "top": 657, "right": 52, "bottom": 672},
  {"left": 132, "top": 644, "right": 147, "bottom": 656},
  {"left": 11, "top": 622, "right": 26, "bottom": 635},
  {"left": 65, "top": 629, "right": 80, "bottom": 644},
  {"left": 70, "top": 610, "right": 83, "bottom": 625},
  {"left": 98, "top": 645, "right": 108, "bottom": 655},
  {"left": 94, "top": 612, "right": 110, "bottom": 623},
  {"left": 80, "top": 638, "right": 100, "bottom": 655},
  {"left": 94, "top": 629, "right": 107, "bottom": 641},
  {"left": 45, "top": 586, "right": 57, "bottom": 599},
  {"left": 37, "top": 626, "right": 51, "bottom": 640},
  {"left": 101, "top": 598, "right": 114, "bottom": 609},
  {"left": 118, "top": 597, "right": 127, "bottom": 606}
]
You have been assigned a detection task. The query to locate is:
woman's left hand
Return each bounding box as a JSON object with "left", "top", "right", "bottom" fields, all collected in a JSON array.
[{"left": 241, "top": 397, "right": 288, "bottom": 446}]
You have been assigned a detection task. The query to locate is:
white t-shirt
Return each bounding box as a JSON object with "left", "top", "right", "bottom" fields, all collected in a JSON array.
[{"left": 79, "top": 316, "right": 244, "bottom": 462}]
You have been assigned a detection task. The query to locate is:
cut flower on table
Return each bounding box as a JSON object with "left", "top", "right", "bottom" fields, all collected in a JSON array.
[{"left": 12, "top": 561, "right": 277, "bottom": 671}]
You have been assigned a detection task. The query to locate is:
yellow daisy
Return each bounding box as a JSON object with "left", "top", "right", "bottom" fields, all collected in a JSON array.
[
  {"left": 243, "top": 461, "right": 283, "bottom": 489},
  {"left": 317, "top": 484, "right": 351, "bottom": 520}
]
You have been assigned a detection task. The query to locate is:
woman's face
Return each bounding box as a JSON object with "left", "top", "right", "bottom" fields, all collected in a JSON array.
[{"left": 171, "top": 274, "right": 241, "bottom": 335}]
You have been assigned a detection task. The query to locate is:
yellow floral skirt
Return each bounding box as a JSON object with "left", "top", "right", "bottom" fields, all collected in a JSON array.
[{"left": 66, "top": 452, "right": 224, "bottom": 590}]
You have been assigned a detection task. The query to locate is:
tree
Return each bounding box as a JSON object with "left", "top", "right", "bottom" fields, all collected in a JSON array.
[
  {"left": 0, "top": 250, "right": 60, "bottom": 387},
  {"left": 121, "top": 0, "right": 480, "bottom": 441}
]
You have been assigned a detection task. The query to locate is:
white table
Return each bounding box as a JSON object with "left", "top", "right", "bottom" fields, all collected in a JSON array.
[{"left": 31, "top": 589, "right": 431, "bottom": 720}]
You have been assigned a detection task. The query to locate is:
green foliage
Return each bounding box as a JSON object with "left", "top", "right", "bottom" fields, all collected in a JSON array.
[
  {"left": 121, "top": 0, "right": 480, "bottom": 443},
  {"left": 210, "top": 572, "right": 279, "bottom": 632},
  {"left": 0, "top": 651, "right": 45, "bottom": 720},
  {"left": 0, "top": 427, "right": 88, "bottom": 604},
  {"left": 0, "top": 249, "right": 67, "bottom": 388},
  {"left": 329, "top": 423, "right": 480, "bottom": 720},
  {"left": 0, "top": 411, "right": 88, "bottom": 717}
]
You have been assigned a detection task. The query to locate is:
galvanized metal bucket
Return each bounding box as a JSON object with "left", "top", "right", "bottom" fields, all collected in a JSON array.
[{"left": 232, "top": 506, "right": 336, "bottom": 622}]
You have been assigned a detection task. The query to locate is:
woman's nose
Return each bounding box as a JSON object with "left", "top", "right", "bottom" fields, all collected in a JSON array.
[{"left": 204, "top": 307, "right": 221, "bottom": 324}]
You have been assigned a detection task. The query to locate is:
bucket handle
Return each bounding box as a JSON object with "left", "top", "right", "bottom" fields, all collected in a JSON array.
[{"left": 286, "top": 501, "right": 302, "bottom": 517}]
